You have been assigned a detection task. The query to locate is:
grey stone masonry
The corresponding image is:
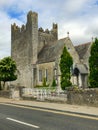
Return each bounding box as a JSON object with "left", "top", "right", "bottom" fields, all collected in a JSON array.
[{"left": 11, "top": 11, "right": 58, "bottom": 88}]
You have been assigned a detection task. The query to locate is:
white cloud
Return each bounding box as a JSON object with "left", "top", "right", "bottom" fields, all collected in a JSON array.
[
  {"left": 0, "top": 0, "right": 15, "bottom": 7},
  {"left": 85, "top": 17, "right": 98, "bottom": 37},
  {"left": 0, "top": 11, "right": 23, "bottom": 59},
  {"left": 64, "top": 0, "right": 88, "bottom": 13},
  {"left": 0, "top": 0, "right": 98, "bottom": 58},
  {"left": 58, "top": 20, "right": 89, "bottom": 44}
]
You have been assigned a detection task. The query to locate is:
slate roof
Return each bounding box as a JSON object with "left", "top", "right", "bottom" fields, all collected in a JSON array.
[
  {"left": 37, "top": 38, "right": 91, "bottom": 64},
  {"left": 74, "top": 64, "right": 88, "bottom": 74},
  {"left": 37, "top": 38, "right": 68, "bottom": 64},
  {"left": 75, "top": 42, "right": 91, "bottom": 59}
]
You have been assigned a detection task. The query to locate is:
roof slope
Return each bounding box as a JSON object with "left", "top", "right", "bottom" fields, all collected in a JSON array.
[
  {"left": 74, "top": 64, "right": 88, "bottom": 74},
  {"left": 75, "top": 42, "right": 91, "bottom": 59},
  {"left": 37, "top": 38, "right": 68, "bottom": 64}
]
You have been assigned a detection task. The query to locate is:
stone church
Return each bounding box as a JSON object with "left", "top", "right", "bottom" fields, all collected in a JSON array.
[{"left": 11, "top": 11, "right": 92, "bottom": 89}]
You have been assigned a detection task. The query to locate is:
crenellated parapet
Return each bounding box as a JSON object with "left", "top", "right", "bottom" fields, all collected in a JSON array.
[
  {"left": 11, "top": 23, "right": 26, "bottom": 40},
  {"left": 53, "top": 23, "right": 58, "bottom": 29},
  {"left": 27, "top": 11, "right": 38, "bottom": 22},
  {"left": 38, "top": 27, "right": 44, "bottom": 32},
  {"left": 11, "top": 23, "right": 20, "bottom": 32},
  {"left": 21, "top": 24, "right": 26, "bottom": 32},
  {"left": 38, "top": 27, "right": 50, "bottom": 34},
  {"left": 38, "top": 23, "right": 58, "bottom": 53},
  {"left": 38, "top": 23, "right": 58, "bottom": 40},
  {"left": 51, "top": 23, "right": 58, "bottom": 40},
  {"left": 26, "top": 11, "right": 38, "bottom": 32},
  {"left": 11, "top": 10, "right": 58, "bottom": 60},
  {"left": 11, "top": 23, "right": 26, "bottom": 32}
]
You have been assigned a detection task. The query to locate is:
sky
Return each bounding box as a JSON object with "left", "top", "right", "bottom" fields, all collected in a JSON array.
[{"left": 0, "top": 0, "right": 98, "bottom": 58}]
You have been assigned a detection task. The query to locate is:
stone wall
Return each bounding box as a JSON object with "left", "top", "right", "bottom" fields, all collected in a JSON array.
[
  {"left": 11, "top": 11, "right": 58, "bottom": 88},
  {"left": 11, "top": 11, "right": 39, "bottom": 87},
  {"left": 65, "top": 38, "right": 80, "bottom": 64},
  {"left": 37, "top": 62, "right": 55, "bottom": 86},
  {"left": 0, "top": 91, "right": 10, "bottom": 98},
  {"left": 38, "top": 23, "right": 58, "bottom": 53},
  {"left": 67, "top": 89, "right": 98, "bottom": 107}
]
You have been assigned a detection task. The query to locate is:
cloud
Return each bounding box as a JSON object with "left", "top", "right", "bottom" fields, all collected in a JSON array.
[
  {"left": 58, "top": 19, "right": 89, "bottom": 44},
  {"left": 64, "top": 0, "right": 88, "bottom": 13},
  {"left": 0, "top": 0, "right": 15, "bottom": 7},
  {"left": 0, "top": 0, "right": 98, "bottom": 58},
  {"left": 0, "top": 10, "right": 23, "bottom": 59},
  {"left": 85, "top": 17, "right": 98, "bottom": 37}
]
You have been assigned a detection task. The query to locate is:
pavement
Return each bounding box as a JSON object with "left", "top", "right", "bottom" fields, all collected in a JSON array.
[{"left": 0, "top": 97, "right": 98, "bottom": 117}]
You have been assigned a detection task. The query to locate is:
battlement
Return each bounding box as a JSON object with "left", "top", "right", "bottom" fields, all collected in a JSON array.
[
  {"left": 53, "top": 23, "right": 57, "bottom": 29},
  {"left": 38, "top": 23, "right": 57, "bottom": 33},
  {"left": 11, "top": 11, "right": 38, "bottom": 40},
  {"left": 38, "top": 23, "right": 58, "bottom": 39},
  {"left": 27, "top": 11, "right": 38, "bottom": 19},
  {"left": 11, "top": 11, "right": 58, "bottom": 42},
  {"left": 11, "top": 23, "right": 26, "bottom": 41},
  {"left": 11, "top": 23, "right": 26, "bottom": 33}
]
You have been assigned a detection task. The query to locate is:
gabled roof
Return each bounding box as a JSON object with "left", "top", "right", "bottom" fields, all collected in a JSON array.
[
  {"left": 75, "top": 42, "right": 91, "bottom": 59},
  {"left": 37, "top": 37, "right": 69, "bottom": 64},
  {"left": 74, "top": 64, "right": 88, "bottom": 74}
]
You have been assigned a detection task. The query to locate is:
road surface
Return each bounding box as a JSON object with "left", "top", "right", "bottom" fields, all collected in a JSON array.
[{"left": 0, "top": 103, "right": 98, "bottom": 130}]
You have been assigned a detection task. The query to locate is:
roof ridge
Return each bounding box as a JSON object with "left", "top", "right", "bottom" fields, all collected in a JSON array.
[
  {"left": 58, "top": 37, "right": 67, "bottom": 41},
  {"left": 75, "top": 42, "right": 91, "bottom": 47}
]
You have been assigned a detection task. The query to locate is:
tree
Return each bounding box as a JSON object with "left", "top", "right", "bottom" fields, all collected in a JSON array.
[
  {"left": 89, "top": 38, "right": 98, "bottom": 88},
  {"left": 59, "top": 46, "right": 73, "bottom": 90},
  {"left": 51, "top": 78, "right": 57, "bottom": 87},
  {"left": 42, "top": 77, "right": 49, "bottom": 87},
  {"left": 42, "top": 77, "right": 47, "bottom": 87},
  {"left": 0, "top": 57, "right": 17, "bottom": 89}
]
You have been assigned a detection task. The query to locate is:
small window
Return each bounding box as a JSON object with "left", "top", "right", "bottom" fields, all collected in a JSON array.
[
  {"left": 43, "top": 40, "right": 45, "bottom": 46},
  {"left": 39, "top": 70, "right": 42, "bottom": 82},
  {"left": 45, "top": 69, "right": 48, "bottom": 81}
]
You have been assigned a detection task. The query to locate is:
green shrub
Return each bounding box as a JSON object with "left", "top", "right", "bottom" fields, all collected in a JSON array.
[
  {"left": 42, "top": 77, "right": 47, "bottom": 87},
  {"left": 51, "top": 78, "right": 57, "bottom": 87},
  {"left": 59, "top": 46, "right": 73, "bottom": 90}
]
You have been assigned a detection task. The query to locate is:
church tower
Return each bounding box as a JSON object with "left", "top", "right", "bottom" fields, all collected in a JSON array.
[
  {"left": 26, "top": 11, "right": 38, "bottom": 64},
  {"left": 11, "top": 11, "right": 39, "bottom": 87}
]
